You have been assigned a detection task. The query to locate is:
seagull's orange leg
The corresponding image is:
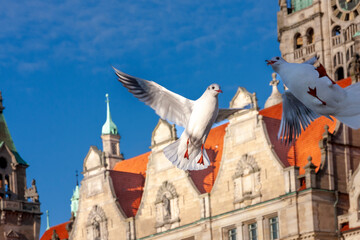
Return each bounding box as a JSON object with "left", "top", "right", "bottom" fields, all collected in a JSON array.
[
  {"left": 184, "top": 138, "right": 189, "bottom": 159},
  {"left": 197, "top": 144, "right": 204, "bottom": 165}
]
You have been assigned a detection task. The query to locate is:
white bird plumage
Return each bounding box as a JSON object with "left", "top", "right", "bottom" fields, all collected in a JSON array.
[
  {"left": 267, "top": 56, "right": 360, "bottom": 144},
  {"left": 113, "top": 67, "right": 244, "bottom": 170}
]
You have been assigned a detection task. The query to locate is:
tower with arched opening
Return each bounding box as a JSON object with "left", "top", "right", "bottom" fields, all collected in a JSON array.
[{"left": 278, "top": 0, "right": 360, "bottom": 81}]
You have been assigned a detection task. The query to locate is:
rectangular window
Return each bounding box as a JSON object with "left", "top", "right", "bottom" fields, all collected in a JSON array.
[
  {"left": 248, "top": 222, "right": 257, "bottom": 240},
  {"left": 269, "top": 217, "right": 279, "bottom": 240},
  {"left": 228, "top": 228, "right": 236, "bottom": 240}
]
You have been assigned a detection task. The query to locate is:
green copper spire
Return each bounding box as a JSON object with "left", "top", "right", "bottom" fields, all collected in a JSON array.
[
  {"left": 70, "top": 171, "right": 80, "bottom": 217},
  {"left": 101, "top": 93, "right": 119, "bottom": 135},
  {"left": 0, "top": 91, "right": 27, "bottom": 165},
  {"left": 46, "top": 210, "right": 50, "bottom": 230}
]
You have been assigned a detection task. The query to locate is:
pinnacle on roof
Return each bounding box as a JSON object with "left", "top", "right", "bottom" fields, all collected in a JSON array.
[
  {"left": 46, "top": 210, "right": 50, "bottom": 230},
  {"left": 101, "top": 93, "right": 119, "bottom": 136},
  {"left": 70, "top": 170, "right": 80, "bottom": 217},
  {"left": 264, "top": 73, "right": 283, "bottom": 109},
  {"left": 70, "top": 185, "right": 80, "bottom": 217}
]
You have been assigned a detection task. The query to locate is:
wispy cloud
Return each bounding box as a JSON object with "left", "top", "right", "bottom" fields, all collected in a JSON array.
[{"left": 0, "top": 0, "right": 277, "bottom": 74}]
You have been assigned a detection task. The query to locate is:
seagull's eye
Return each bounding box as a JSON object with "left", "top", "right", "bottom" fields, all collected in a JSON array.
[
  {"left": 212, "top": 86, "right": 215, "bottom": 90},
  {"left": 276, "top": 57, "right": 280, "bottom": 60}
]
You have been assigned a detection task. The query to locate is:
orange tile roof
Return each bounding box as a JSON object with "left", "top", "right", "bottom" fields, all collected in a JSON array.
[
  {"left": 287, "top": 116, "right": 336, "bottom": 174},
  {"left": 259, "top": 103, "right": 282, "bottom": 120},
  {"left": 113, "top": 152, "right": 150, "bottom": 175},
  {"left": 40, "top": 221, "right": 70, "bottom": 240},
  {"left": 260, "top": 115, "right": 292, "bottom": 167},
  {"left": 111, "top": 152, "right": 149, "bottom": 217},
  {"left": 189, "top": 123, "right": 229, "bottom": 193},
  {"left": 110, "top": 170, "right": 145, "bottom": 217}
]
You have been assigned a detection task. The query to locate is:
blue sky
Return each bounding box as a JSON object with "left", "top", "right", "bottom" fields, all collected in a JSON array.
[{"left": 1, "top": 0, "right": 281, "bottom": 235}]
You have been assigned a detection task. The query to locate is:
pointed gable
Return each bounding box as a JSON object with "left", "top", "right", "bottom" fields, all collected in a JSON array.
[
  {"left": 83, "top": 146, "right": 102, "bottom": 172},
  {"left": 111, "top": 152, "right": 150, "bottom": 217}
]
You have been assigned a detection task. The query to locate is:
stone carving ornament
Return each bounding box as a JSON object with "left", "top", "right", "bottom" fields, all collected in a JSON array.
[
  {"left": 86, "top": 205, "right": 108, "bottom": 240},
  {"left": 233, "top": 154, "right": 262, "bottom": 206},
  {"left": 155, "top": 181, "right": 180, "bottom": 231}
]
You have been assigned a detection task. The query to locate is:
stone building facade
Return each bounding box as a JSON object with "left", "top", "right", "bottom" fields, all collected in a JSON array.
[
  {"left": 278, "top": 0, "right": 360, "bottom": 80},
  {"left": 36, "top": 89, "right": 360, "bottom": 240},
  {"left": 0, "top": 91, "right": 42, "bottom": 240},
  {"left": 40, "top": 1, "right": 360, "bottom": 239},
  {"left": 45, "top": 76, "right": 359, "bottom": 240}
]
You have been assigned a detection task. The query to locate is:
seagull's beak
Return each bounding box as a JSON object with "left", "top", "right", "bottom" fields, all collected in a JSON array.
[
  {"left": 266, "top": 60, "right": 276, "bottom": 65},
  {"left": 216, "top": 89, "right": 223, "bottom": 93}
]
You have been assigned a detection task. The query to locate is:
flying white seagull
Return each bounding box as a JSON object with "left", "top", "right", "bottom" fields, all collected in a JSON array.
[
  {"left": 266, "top": 56, "right": 360, "bottom": 144},
  {"left": 113, "top": 67, "right": 244, "bottom": 170}
]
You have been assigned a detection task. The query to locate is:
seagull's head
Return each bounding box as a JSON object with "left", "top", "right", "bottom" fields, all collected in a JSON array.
[
  {"left": 207, "top": 83, "right": 222, "bottom": 96},
  {"left": 266, "top": 56, "right": 286, "bottom": 71}
]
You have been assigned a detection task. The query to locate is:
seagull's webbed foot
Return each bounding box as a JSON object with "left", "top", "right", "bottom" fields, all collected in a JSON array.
[
  {"left": 197, "top": 144, "right": 205, "bottom": 165},
  {"left": 184, "top": 138, "right": 190, "bottom": 160}
]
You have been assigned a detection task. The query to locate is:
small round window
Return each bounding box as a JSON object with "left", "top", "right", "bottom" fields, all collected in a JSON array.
[{"left": 0, "top": 157, "right": 7, "bottom": 169}]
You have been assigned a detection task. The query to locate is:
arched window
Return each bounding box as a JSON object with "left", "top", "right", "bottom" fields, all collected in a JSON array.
[
  {"left": 334, "top": 56, "right": 337, "bottom": 67},
  {"left": 332, "top": 26, "right": 341, "bottom": 36},
  {"left": 4, "top": 175, "right": 9, "bottom": 192},
  {"left": 306, "top": 28, "right": 314, "bottom": 44},
  {"left": 0, "top": 157, "right": 7, "bottom": 169},
  {"left": 347, "top": 49, "right": 350, "bottom": 62},
  {"left": 335, "top": 67, "right": 344, "bottom": 81},
  {"left": 294, "top": 33, "right": 303, "bottom": 49},
  {"left": 334, "top": 52, "right": 344, "bottom": 67},
  {"left": 4, "top": 175, "right": 10, "bottom": 199}
]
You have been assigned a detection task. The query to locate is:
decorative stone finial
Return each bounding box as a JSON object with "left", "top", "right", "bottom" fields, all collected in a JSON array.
[
  {"left": 51, "top": 230, "right": 60, "bottom": 240},
  {"left": 304, "top": 156, "right": 317, "bottom": 169},
  {"left": 265, "top": 73, "right": 283, "bottom": 108},
  {"left": 0, "top": 91, "right": 5, "bottom": 114}
]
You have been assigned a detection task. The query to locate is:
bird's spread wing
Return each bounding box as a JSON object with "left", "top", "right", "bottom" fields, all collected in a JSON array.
[
  {"left": 278, "top": 91, "right": 320, "bottom": 144},
  {"left": 114, "top": 67, "right": 194, "bottom": 127},
  {"left": 215, "top": 108, "right": 245, "bottom": 123},
  {"left": 303, "top": 55, "right": 319, "bottom": 65}
]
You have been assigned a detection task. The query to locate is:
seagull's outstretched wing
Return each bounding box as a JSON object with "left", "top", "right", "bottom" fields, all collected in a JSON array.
[
  {"left": 278, "top": 91, "right": 320, "bottom": 144},
  {"left": 215, "top": 108, "right": 246, "bottom": 123},
  {"left": 303, "top": 55, "right": 319, "bottom": 65},
  {"left": 114, "top": 67, "right": 194, "bottom": 127}
]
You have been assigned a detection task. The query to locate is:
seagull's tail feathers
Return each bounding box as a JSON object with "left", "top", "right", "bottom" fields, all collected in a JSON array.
[
  {"left": 333, "top": 82, "right": 360, "bottom": 129},
  {"left": 163, "top": 136, "right": 210, "bottom": 171}
]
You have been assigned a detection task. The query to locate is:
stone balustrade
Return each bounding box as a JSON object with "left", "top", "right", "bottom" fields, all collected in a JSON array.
[{"left": 0, "top": 199, "right": 40, "bottom": 213}]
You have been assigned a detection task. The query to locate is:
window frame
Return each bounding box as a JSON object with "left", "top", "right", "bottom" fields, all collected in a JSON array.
[
  {"left": 248, "top": 222, "right": 258, "bottom": 240},
  {"left": 269, "top": 216, "right": 279, "bottom": 240},
  {"left": 222, "top": 225, "right": 237, "bottom": 240}
]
